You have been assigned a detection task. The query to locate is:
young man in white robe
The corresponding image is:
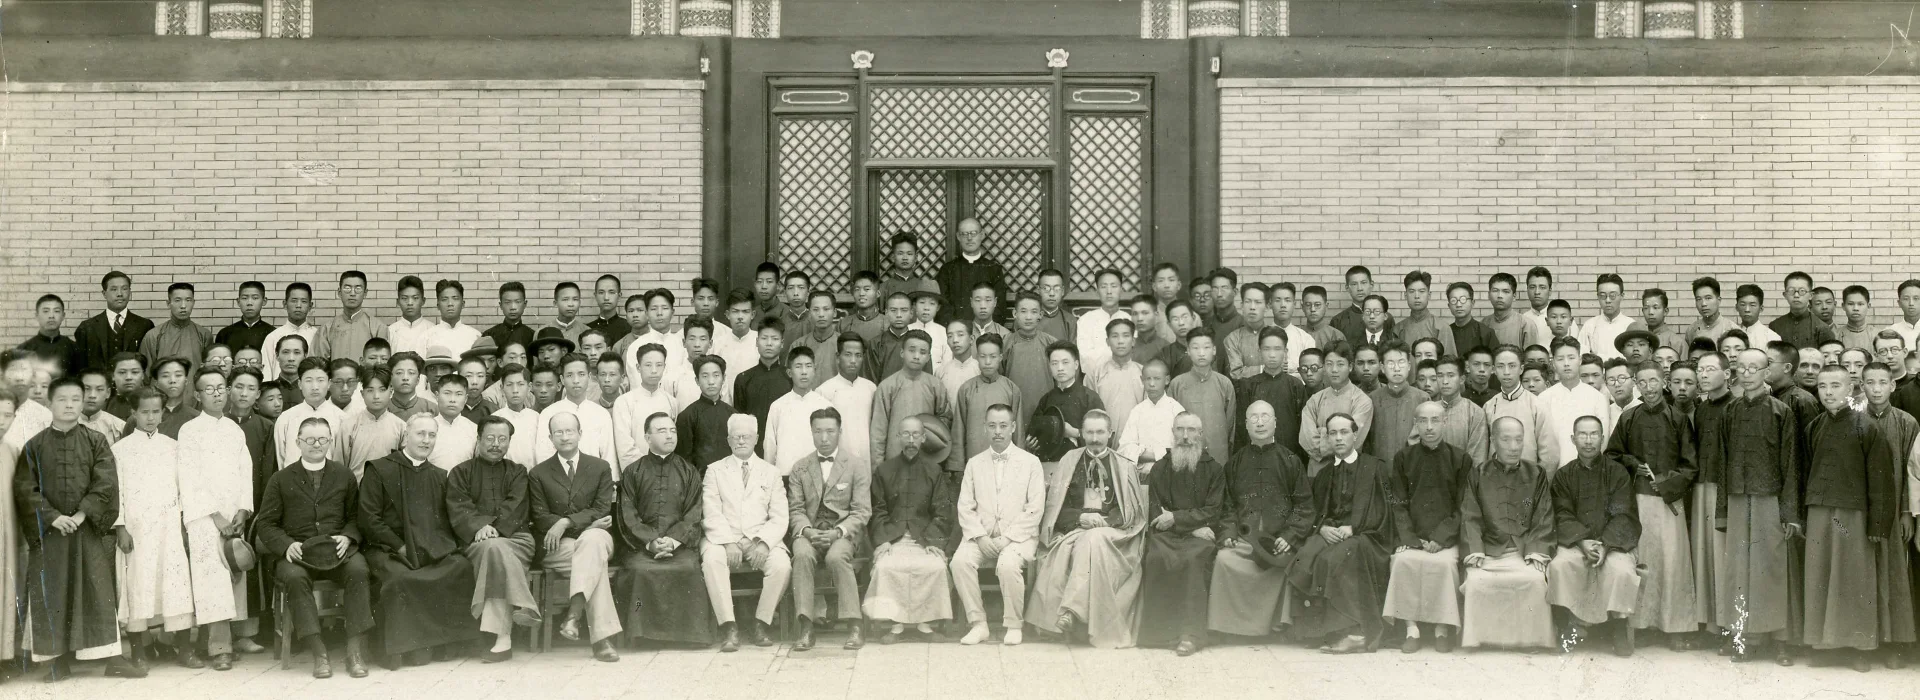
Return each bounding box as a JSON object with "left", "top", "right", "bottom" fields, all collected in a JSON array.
[
  {"left": 175, "top": 368, "right": 254, "bottom": 668},
  {"left": 114, "top": 390, "right": 197, "bottom": 668}
]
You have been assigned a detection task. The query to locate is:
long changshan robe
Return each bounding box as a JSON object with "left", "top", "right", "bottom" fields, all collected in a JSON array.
[
  {"left": 1458, "top": 458, "right": 1556, "bottom": 649},
  {"left": 1716, "top": 393, "right": 1800, "bottom": 640},
  {"left": 112, "top": 429, "right": 195, "bottom": 635},
  {"left": 359, "top": 452, "right": 477, "bottom": 657},
  {"left": 446, "top": 456, "right": 536, "bottom": 642},
  {"left": 1137, "top": 453, "right": 1225, "bottom": 647},
  {"left": 1026, "top": 447, "right": 1147, "bottom": 648},
  {"left": 18, "top": 425, "right": 123, "bottom": 660},
  {"left": 616, "top": 452, "right": 719, "bottom": 644},
  {"left": 1168, "top": 369, "right": 1236, "bottom": 465},
  {"left": 1546, "top": 455, "right": 1642, "bottom": 626},
  {"left": 863, "top": 451, "right": 955, "bottom": 625},
  {"left": 1865, "top": 403, "right": 1918, "bottom": 645},
  {"left": 1606, "top": 400, "right": 1698, "bottom": 634},
  {"left": 1801, "top": 409, "right": 1896, "bottom": 651},
  {"left": 1207, "top": 441, "right": 1315, "bottom": 637},
  {"left": 175, "top": 414, "right": 251, "bottom": 640},
  {"left": 1285, "top": 453, "right": 1393, "bottom": 643},
  {"left": 1381, "top": 441, "right": 1470, "bottom": 631}
]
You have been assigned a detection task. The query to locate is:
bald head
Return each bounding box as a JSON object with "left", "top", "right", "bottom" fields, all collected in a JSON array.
[
  {"left": 1244, "top": 400, "right": 1276, "bottom": 443},
  {"left": 1492, "top": 415, "right": 1526, "bottom": 465},
  {"left": 547, "top": 410, "right": 583, "bottom": 457},
  {"left": 1414, "top": 400, "right": 1445, "bottom": 447}
]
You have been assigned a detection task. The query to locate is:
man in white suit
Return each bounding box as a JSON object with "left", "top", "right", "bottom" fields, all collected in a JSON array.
[
  {"left": 701, "top": 414, "right": 792, "bottom": 652},
  {"left": 950, "top": 403, "right": 1047, "bottom": 646}
]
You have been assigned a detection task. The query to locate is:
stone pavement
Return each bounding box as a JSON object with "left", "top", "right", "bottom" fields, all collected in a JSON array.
[{"left": 1, "top": 634, "right": 1908, "bottom": 700}]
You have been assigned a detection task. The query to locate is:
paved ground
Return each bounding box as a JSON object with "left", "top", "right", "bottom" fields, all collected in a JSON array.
[{"left": 1, "top": 633, "right": 1909, "bottom": 700}]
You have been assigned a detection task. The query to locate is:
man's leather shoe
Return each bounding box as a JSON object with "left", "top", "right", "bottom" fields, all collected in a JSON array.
[
  {"left": 210, "top": 653, "right": 234, "bottom": 671},
  {"left": 312, "top": 646, "right": 334, "bottom": 679},
  {"left": 880, "top": 629, "right": 901, "bottom": 645},
  {"left": 480, "top": 648, "right": 513, "bottom": 664},
  {"left": 1888, "top": 649, "right": 1907, "bottom": 669},
  {"left": 1851, "top": 654, "right": 1874, "bottom": 673},
  {"left": 432, "top": 644, "right": 458, "bottom": 662},
  {"left": 1611, "top": 625, "right": 1634, "bottom": 658},
  {"left": 344, "top": 641, "right": 369, "bottom": 679},
  {"left": 844, "top": 623, "right": 865, "bottom": 650},
  {"left": 1434, "top": 634, "right": 1456, "bottom": 654},
  {"left": 234, "top": 638, "right": 268, "bottom": 654},
  {"left": 178, "top": 647, "right": 206, "bottom": 669},
  {"left": 719, "top": 624, "right": 741, "bottom": 653},
  {"left": 1774, "top": 644, "right": 1794, "bottom": 667},
  {"left": 1322, "top": 635, "right": 1369, "bottom": 655},
  {"left": 1175, "top": 637, "right": 1198, "bottom": 657},
  {"left": 405, "top": 649, "right": 432, "bottom": 667},
  {"left": 592, "top": 640, "right": 620, "bottom": 663},
  {"left": 751, "top": 621, "right": 775, "bottom": 647},
  {"left": 104, "top": 656, "right": 147, "bottom": 679},
  {"left": 794, "top": 618, "right": 815, "bottom": 651},
  {"left": 1400, "top": 634, "right": 1422, "bottom": 654},
  {"left": 126, "top": 650, "right": 150, "bottom": 674}
]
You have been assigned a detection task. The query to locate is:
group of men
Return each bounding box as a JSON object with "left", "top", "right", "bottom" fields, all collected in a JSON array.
[{"left": 9, "top": 225, "right": 1920, "bottom": 682}]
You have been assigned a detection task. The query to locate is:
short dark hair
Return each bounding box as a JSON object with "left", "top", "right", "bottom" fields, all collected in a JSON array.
[
  {"left": 34, "top": 294, "right": 62, "bottom": 310},
  {"left": 239, "top": 280, "right": 266, "bottom": 295},
  {"left": 1735, "top": 284, "right": 1764, "bottom": 302},
  {"left": 434, "top": 374, "right": 469, "bottom": 392},
  {"left": 364, "top": 337, "right": 392, "bottom": 354},
  {"left": 435, "top": 279, "right": 464, "bottom": 297},
  {"left": 101, "top": 270, "right": 131, "bottom": 290},
  {"left": 168, "top": 282, "right": 195, "bottom": 295},
  {"left": 756, "top": 261, "right": 782, "bottom": 277},
  {"left": 1488, "top": 272, "right": 1518, "bottom": 291},
  {"left": 328, "top": 358, "right": 361, "bottom": 378},
  {"left": 1844, "top": 285, "right": 1871, "bottom": 303},
  {"left": 644, "top": 287, "right": 677, "bottom": 308},
  {"left": 1344, "top": 266, "right": 1373, "bottom": 283},
  {"left": 787, "top": 345, "right": 816, "bottom": 364},
  {"left": 1403, "top": 270, "right": 1432, "bottom": 288},
  {"left": 285, "top": 282, "right": 312, "bottom": 299},
  {"left": 499, "top": 281, "right": 526, "bottom": 297},
  {"left": 1594, "top": 273, "right": 1624, "bottom": 290},
  {"left": 692, "top": 277, "right": 722, "bottom": 297},
  {"left": 340, "top": 270, "right": 367, "bottom": 286},
  {"left": 1784, "top": 271, "right": 1814, "bottom": 288},
  {"left": 296, "top": 356, "right": 330, "bottom": 378},
  {"left": 478, "top": 415, "right": 515, "bottom": 437},
  {"left": 1526, "top": 266, "right": 1552, "bottom": 286},
  {"left": 1642, "top": 288, "right": 1669, "bottom": 307},
  {"left": 555, "top": 281, "right": 580, "bottom": 297},
  {"left": 1692, "top": 277, "right": 1721, "bottom": 297},
  {"left": 693, "top": 354, "right": 727, "bottom": 375},
  {"left": 889, "top": 232, "right": 918, "bottom": 250},
  {"left": 1208, "top": 267, "right": 1238, "bottom": 287},
  {"left": 399, "top": 275, "right": 425, "bottom": 295},
  {"left": 809, "top": 406, "right": 842, "bottom": 428}
]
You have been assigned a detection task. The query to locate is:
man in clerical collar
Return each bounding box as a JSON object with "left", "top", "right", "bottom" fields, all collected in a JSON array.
[
  {"left": 216, "top": 280, "right": 273, "bottom": 355},
  {"left": 936, "top": 217, "right": 1010, "bottom": 323},
  {"left": 360, "top": 414, "right": 476, "bottom": 669},
  {"left": 1289, "top": 412, "right": 1393, "bottom": 654}
]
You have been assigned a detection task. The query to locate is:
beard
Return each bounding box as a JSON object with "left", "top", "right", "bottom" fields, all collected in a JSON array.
[{"left": 1171, "top": 443, "right": 1202, "bottom": 471}]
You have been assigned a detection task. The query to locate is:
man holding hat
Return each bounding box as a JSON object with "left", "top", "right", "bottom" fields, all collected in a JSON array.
[
  {"left": 176, "top": 367, "right": 256, "bottom": 669},
  {"left": 254, "top": 416, "right": 372, "bottom": 679}
]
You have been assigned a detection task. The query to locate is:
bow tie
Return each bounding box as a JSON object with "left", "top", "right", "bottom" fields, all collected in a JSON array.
[
  {"left": 817, "top": 456, "right": 834, "bottom": 464},
  {"left": 992, "top": 453, "right": 1009, "bottom": 464}
]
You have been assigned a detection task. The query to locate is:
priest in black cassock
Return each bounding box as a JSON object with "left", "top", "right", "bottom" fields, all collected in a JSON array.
[
  {"left": 1207, "top": 400, "right": 1315, "bottom": 638},
  {"left": 1285, "top": 412, "right": 1393, "bottom": 654},
  {"left": 446, "top": 416, "right": 537, "bottom": 662},
  {"left": 1138, "top": 412, "right": 1226, "bottom": 655},
  {"left": 617, "top": 412, "right": 721, "bottom": 645},
  {"left": 16, "top": 378, "right": 145, "bottom": 680},
  {"left": 360, "top": 413, "right": 478, "bottom": 668}
]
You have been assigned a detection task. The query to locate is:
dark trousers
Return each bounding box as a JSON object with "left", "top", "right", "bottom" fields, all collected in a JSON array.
[{"left": 275, "top": 553, "right": 375, "bottom": 641}]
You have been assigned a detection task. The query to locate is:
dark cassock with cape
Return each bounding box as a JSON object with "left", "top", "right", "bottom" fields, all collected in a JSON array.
[
  {"left": 1026, "top": 446, "right": 1147, "bottom": 648},
  {"left": 1137, "top": 451, "right": 1226, "bottom": 647},
  {"left": 445, "top": 455, "right": 536, "bottom": 640},
  {"left": 1285, "top": 451, "right": 1393, "bottom": 643},
  {"left": 1605, "top": 400, "right": 1698, "bottom": 634},
  {"left": 1716, "top": 392, "right": 1800, "bottom": 641},
  {"left": 1381, "top": 441, "right": 1470, "bottom": 631},
  {"left": 1208, "top": 440, "right": 1315, "bottom": 636},
  {"left": 615, "top": 452, "right": 719, "bottom": 644},
  {"left": 1458, "top": 458, "right": 1555, "bottom": 649},
  {"left": 1802, "top": 408, "right": 1896, "bottom": 651},
  {"left": 359, "top": 452, "right": 477, "bottom": 657},
  {"left": 15, "top": 424, "right": 121, "bottom": 661}
]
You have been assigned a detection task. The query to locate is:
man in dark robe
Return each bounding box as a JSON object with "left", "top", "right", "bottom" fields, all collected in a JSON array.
[
  {"left": 675, "top": 354, "right": 737, "bottom": 469},
  {"left": 255, "top": 416, "right": 372, "bottom": 678},
  {"left": 1286, "top": 412, "right": 1393, "bottom": 653},
  {"left": 16, "top": 378, "right": 145, "bottom": 680},
  {"left": 1606, "top": 361, "right": 1699, "bottom": 646},
  {"left": 446, "top": 417, "right": 537, "bottom": 662},
  {"left": 1803, "top": 365, "right": 1896, "bottom": 671},
  {"left": 1547, "top": 415, "right": 1642, "bottom": 657},
  {"left": 529, "top": 412, "right": 622, "bottom": 659},
  {"left": 1458, "top": 417, "right": 1556, "bottom": 651},
  {"left": 1208, "top": 400, "right": 1316, "bottom": 638},
  {"left": 863, "top": 416, "right": 955, "bottom": 642},
  {"left": 1139, "top": 412, "right": 1226, "bottom": 655},
  {"left": 226, "top": 367, "right": 281, "bottom": 649},
  {"left": 1382, "top": 401, "right": 1471, "bottom": 653},
  {"left": 359, "top": 413, "right": 477, "bottom": 668},
  {"left": 1233, "top": 328, "right": 1307, "bottom": 460},
  {"left": 1719, "top": 349, "right": 1801, "bottom": 664},
  {"left": 617, "top": 413, "right": 719, "bottom": 646}
]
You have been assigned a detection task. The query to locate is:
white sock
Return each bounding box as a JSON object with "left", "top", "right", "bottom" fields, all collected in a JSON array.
[
  {"left": 914, "top": 623, "right": 932, "bottom": 634},
  {"left": 491, "top": 634, "right": 512, "bottom": 653},
  {"left": 890, "top": 624, "right": 905, "bottom": 634},
  {"left": 1405, "top": 623, "right": 1421, "bottom": 639}
]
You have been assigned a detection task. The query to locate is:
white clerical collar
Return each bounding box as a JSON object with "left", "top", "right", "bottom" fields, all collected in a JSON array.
[
  {"left": 1333, "top": 451, "right": 1359, "bottom": 466},
  {"left": 301, "top": 459, "right": 327, "bottom": 472},
  {"left": 962, "top": 252, "right": 983, "bottom": 263}
]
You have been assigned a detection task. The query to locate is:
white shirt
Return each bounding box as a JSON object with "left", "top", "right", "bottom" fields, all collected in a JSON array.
[
  {"left": 813, "top": 450, "right": 838, "bottom": 484},
  {"left": 1519, "top": 308, "right": 1555, "bottom": 353},
  {"left": 1737, "top": 321, "right": 1781, "bottom": 350},
  {"left": 1, "top": 399, "right": 52, "bottom": 454},
  {"left": 817, "top": 373, "right": 878, "bottom": 468},
  {"left": 612, "top": 382, "right": 679, "bottom": 469},
  {"left": 176, "top": 413, "right": 253, "bottom": 520},
  {"left": 664, "top": 359, "right": 706, "bottom": 414},
  {"left": 386, "top": 316, "right": 438, "bottom": 355},
  {"left": 1075, "top": 307, "right": 1131, "bottom": 370},
  {"left": 1889, "top": 320, "right": 1920, "bottom": 356},
  {"left": 1538, "top": 381, "right": 1610, "bottom": 470},
  {"left": 428, "top": 413, "right": 478, "bottom": 469},
  {"left": 490, "top": 405, "right": 540, "bottom": 468},
  {"left": 762, "top": 390, "right": 834, "bottom": 475},
  {"left": 261, "top": 321, "right": 321, "bottom": 359},
  {"left": 1576, "top": 312, "right": 1638, "bottom": 361},
  {"left": 424, "top": 320, "right": 482, "bottom": 357},
  {"left": 1087, "top": 358, "right": 1145, "bottom": 435},
  {"left": 536, "top": 395, "right": 617, "bottom": 466},
  {"left": 1117, "top": 393, "right": 1186, "bottom": 464},
  {"left": 937, "top": 355, "right": 980, "bottom": 406},
  {"left": 710, "top": 329, "right": 760, "bottom": 404},
  {"left": 274, "top": 400, "right": 348, "bottom": 467},
  {"left": 624, "top": 328, "right": 686, "bottom": 391},
  {"left": 1273, "top": 323, "right": 1316, "bottom": 373}
]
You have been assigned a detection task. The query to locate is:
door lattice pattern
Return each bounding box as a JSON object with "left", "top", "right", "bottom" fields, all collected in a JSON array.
[
  {"left": 776, "top": 118, "right": 855, "bottom": 292},
  {"left": 973, "top": 170, "right": 1047, "bottom": 293},
  {"left": 875, "top": 169, "right": 949, "bottom": 280},
  {"left": 1068, "top": 116, "right": 1145, "bottom": 292},
  {"left": 869, "top": 86, "right": 1053, "bottom": 161}
]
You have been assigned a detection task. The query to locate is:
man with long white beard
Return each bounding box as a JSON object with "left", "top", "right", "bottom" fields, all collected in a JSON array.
[
  {"left": 1027, "top": 410, "right": 1147, "bottom": 648},
  {"left": 1138, "top": 412, "right": 1225, "bottom": 655}
]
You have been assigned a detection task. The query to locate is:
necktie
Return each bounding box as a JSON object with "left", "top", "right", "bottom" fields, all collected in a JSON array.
[
  {"left": 563, "top": 458, "right": 574, "bottom": 477},
  {"left": 111, "top": 313, "right": 121, "bottom": 336},
  {"left": 741, "top": 459, "right": 752, "bottom": 488}
]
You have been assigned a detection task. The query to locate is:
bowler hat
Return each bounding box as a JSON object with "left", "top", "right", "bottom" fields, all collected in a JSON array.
[{"left": 1613, "top": 329, "right": 1660, "bottom": 355}]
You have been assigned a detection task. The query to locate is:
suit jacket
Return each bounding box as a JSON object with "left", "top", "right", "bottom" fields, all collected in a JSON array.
[
  {"left": 255, "top": 459, "right": 361, "bottom": 558},
  {"left": 73, "top": 310, "right": 154, "bottom": 374},
  {"left": 701, "top": 453, "right": 789, "bottom": 547},
  {"left": 528, "top": 453, "right": 616, "bottom": 538},
  {"left": 785, "top": 452, "right": 872, "bottom": 539}
]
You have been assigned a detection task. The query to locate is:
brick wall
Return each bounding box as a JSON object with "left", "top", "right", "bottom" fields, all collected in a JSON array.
[
  {"left": 1220, "top": 78, "right": 1920, "bottom": 329},
  {"left": 0, "top": 81, "right": 704, "bottom": 344}
]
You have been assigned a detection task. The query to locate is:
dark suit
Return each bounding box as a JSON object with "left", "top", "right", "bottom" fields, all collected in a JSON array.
[
  {"left": 72, "top": 310, "right": 153, "bottom": 375},
  {"left": 254, "top": 460, "right": 373, "bottom": 641},
  {"left": 530, "top": 453, "right": 617, "bottom": 540},
  {"left": 786, "top": 452, "right": 872, "bottom": 620}
]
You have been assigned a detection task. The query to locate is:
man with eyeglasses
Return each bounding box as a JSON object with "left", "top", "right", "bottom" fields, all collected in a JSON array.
[
  {"left": 447, "top": 416, "right": 538, "bottom": 663},
  {"left": 1576, "top": 273, "right": 1637, "bottom": 362},
  {"left": 1769, "top": 272, "right": 1838, "bottom": 352},
  {"left": 255, "top": 417, "right": 372, "bottom": 678},
  {"left": 1605, "top": 361, "right": 1698, "bottom": 650},
  {"left": 176, "top": 368, "right": 263, "bottom": 668}
]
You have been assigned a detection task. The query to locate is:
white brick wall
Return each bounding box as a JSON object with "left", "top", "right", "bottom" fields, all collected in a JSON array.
[
  {"left": 0, "top": 83, "right": 704, "bottom": 343},
  {"left": 1220, "top": 78, "right": 1920, "bottom": 328}
]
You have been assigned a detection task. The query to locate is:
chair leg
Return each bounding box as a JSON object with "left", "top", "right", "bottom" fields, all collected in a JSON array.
[{"left": 276, "top": 590, "right": 291, "bottom": 671}]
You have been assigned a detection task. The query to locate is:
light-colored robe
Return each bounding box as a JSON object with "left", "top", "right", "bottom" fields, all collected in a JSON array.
[
  {"left": 113, "top": 430, "right": 196, "bottom": 632},
  {"left": 175, "top": 413, "right": 247, "bottom": 626},
  {"left": 1025, "top": 447, "right": 1147, "bottom": 648}
]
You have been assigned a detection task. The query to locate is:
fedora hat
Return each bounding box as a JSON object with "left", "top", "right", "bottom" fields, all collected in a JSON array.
[
  {"left": 1614, "top": 329, "right": 1660, "bottom": 355},
  {"left": 528, "top": 328, "right": 576, "bottom": 357},
  {"left": 298, "top": 534, "right": 357, "bottom": 571},
  {"left": 223, "top": 535, "right": 257, "bottom": 572},
  {"left": 422, "top": 345, "right": 459, "bottom": 369},
  {"left": 910, "top": 413, "right": 952, "bottom": 465},
  {"left": 461, "top": 337, "right": 501, "bottom": 361}
]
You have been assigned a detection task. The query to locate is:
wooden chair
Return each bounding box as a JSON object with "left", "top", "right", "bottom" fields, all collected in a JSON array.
[
  {"left": 274, "top": 580, "right": 346, "bottom": 669},
  {"left": 533, "top": 569, "right": 578, "bottom": 653},
  {"left": 728, "top": 570, "right": 793, "bottom": 640},
  {"left": 781, "top": 554, "right": 872, "bottom": 634}
]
